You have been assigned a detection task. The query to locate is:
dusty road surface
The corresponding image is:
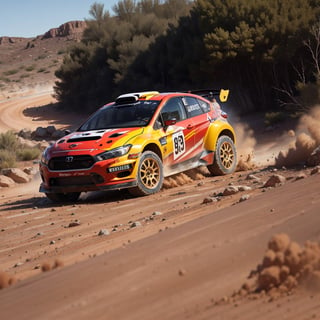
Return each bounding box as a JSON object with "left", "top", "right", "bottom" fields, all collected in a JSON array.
[{"left": 0, "top": 90, "right": 319, "bottom": 319}]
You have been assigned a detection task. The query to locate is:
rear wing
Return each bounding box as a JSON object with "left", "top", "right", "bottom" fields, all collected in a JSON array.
[{"left": 188, "top": 89, "right": 229, "bottom": 102}]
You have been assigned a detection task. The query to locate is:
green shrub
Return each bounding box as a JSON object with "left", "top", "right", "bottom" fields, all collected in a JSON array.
[
  {"left": 17, "top": 147, "right": 41, "bottom": 161},
  {"left": 0, "top": 149, "right": 16, "bottom": 169},
  {"left": 264, "top": 112, "right": 286, "bottom": 126},
  {"left": 0, "top": 131, "right": 19, "bottom": 151}
]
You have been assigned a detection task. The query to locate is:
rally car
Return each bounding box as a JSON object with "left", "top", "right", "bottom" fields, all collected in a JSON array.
[{"left": 39, "top": 90, "right": 237, "bottom": 202}]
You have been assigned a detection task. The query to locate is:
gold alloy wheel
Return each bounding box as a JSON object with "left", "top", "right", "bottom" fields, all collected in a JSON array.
[
  {"left": 219, "top": 141, "right": 234, "bottom": 169},
  {"left": 140, "top": 157, "right": 161, "bottom": 189}
]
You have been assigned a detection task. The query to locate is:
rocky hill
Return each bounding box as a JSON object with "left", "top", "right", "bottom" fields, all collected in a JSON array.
[{"left": 0, "top": 21, "right": 87, "bottom": 99}]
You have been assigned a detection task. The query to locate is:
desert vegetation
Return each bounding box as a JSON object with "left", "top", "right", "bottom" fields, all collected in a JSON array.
[
  {"left": 0, "top": 131, "right": 41, "bottom": 170},
  {"left": 54, "top": 0, "right": 320, "bottom": 115}
]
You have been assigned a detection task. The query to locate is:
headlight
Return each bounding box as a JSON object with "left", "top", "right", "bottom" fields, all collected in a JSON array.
[
  {"left": 95, "top": 145, "right": 132, "bottom": 161},
  {"left": 40, "top": 148, "right": 50, "bottom": 165}
]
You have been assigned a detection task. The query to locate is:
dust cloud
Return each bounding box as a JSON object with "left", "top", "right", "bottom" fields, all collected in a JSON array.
[
  {"left": 163, "top": 167, "right": 208, "bottom": 189},
  {"left": 275, "top": 106, "right": 320, "bottom": 167},
  {"left": 234, "top": 123, "right": 257, "bottom": 171}
]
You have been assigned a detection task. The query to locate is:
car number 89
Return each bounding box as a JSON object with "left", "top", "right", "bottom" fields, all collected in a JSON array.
[{"left": 173, "top": 131, "right": 185, "bottom": 160}]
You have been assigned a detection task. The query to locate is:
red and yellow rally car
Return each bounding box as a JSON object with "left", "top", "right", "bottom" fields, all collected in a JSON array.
[{"left": 39, "top": 90, "right": 237, "bottom": 202}]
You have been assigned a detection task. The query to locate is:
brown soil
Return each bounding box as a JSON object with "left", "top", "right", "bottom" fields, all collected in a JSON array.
[{"left": 0, "top": 90, "right": 319, "bottom": 320}]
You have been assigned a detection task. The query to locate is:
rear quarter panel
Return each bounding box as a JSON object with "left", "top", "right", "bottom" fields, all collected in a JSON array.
[{"left": 204, "top": 120, "right": 236, "bottom": 151}]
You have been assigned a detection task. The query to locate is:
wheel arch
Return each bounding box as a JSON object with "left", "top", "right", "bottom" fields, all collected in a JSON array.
[
  {"left": 219, "top": 129, "right": 235, "bottom": 143},
  {"left": 142, "top": 143, "right": 163, "bottom": 161},
  {"left": 204, "top": 122, "right": 236, "bottom": 151}
]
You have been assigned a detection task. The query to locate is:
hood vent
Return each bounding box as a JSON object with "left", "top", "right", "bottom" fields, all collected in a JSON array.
[
  {"left": 67, "top": 136, "right": 101, "bottom": 143},
  {"left": 109, "top": 132, "right": 124, "bottom": 138}
]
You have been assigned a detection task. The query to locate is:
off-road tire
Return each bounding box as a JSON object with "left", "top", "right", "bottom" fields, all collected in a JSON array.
[
  {"left": 129, "top": 151, "right": 164, "bottom": 196},
  {"left": 207, "top": 135, "right": 237, "bottom": 175},
  {"left": 45, "top": 192, "right": 81, "bottom": 203}
]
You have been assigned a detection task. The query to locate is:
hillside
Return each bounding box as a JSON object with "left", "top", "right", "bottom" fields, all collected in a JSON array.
[{"left": 0, "top": 21, "right": 86, "bottom": 99}]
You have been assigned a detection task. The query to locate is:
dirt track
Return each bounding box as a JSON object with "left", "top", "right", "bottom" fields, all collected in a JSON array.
[{"left": 0, "top": 91, "right": 319, "bottom": 319}]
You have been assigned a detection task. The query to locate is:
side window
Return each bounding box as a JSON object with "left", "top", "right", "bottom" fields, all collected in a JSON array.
[
  {"left": 182, "top": 97, "right": 204, "bottom": 117},
  {"left": 161, "top": 97, "right": 187, "bottom": 123},
  {"left": 197, "top": 98, "right": 211, "bottom": 113}
]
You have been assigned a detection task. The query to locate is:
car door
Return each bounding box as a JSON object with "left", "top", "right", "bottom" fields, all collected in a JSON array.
[
  {"left": 181, "top": 96, "right": 209, "bottom": 157},
  {"left": 158, "top": 97, "right": 196, "bottom": 168}
]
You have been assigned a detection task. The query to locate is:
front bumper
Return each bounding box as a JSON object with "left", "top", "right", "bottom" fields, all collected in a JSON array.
[{"left": 39, "top": 158, "right": 138, "bottom": 193}]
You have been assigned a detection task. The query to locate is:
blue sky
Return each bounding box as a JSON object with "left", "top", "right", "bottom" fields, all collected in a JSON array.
[{"left": 0, "top": 0, "right": 118, "bottom": 37}]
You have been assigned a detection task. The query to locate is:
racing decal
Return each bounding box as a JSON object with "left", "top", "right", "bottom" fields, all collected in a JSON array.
[{"left": 172, "top": 131, "right": 186, "bottom": 160}]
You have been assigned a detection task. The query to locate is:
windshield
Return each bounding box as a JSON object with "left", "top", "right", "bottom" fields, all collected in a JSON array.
[{"left": 78, "top": 100, "right": 160, "bottom": 131}]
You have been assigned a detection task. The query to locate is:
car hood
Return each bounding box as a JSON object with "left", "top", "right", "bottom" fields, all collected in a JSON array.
[{"left": 50, "top": 128, "right": 143, "bottom": 154}]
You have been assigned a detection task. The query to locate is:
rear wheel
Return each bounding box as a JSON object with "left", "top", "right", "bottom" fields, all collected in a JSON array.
[
  {"left": 207, "top": 135, "right": 237, "bottom": 175},
  {"left": 45, "top": 192, "right": 81, "bottom": 203},
  {"left": 129, "top": 151, "right": 163, "bottom": 196}
]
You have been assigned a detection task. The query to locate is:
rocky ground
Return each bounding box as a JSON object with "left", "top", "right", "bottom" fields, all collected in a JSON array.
[{"left": 0, "top": 89, "right": 320, "bottom": 319}]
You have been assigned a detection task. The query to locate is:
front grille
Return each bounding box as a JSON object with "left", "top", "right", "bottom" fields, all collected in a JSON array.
[
  {"left": 48, "top": 155, "right": 94, "bottom": 171},
  {"left": 49, "top": 176, "right": 96, "bottom": 186}
]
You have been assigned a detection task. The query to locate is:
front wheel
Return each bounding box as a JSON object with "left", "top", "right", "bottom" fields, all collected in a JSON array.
[
  {"left": 129, "top": 151, "right": 164, "bottom": 196},
  {"left": 45, "top": 192, "right": 81, "bottom": 203},
  {"left": 207, "top": 135, "right": 237, "bottom": 175}
]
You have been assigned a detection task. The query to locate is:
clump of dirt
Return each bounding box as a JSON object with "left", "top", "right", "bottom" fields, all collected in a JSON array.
[
  {"left": 41, "top": 259, "right": 64, "bottom": 272},
  {"left": 214, "top": 234, "right": 320, "bottom": 305},
  {"left": 163, "top": 167, "right": 208, "bottom": 189},
  {"left": 239, "top": 234, "right": 320, "bottom": 298},
  {"left": 0, "top": 271, "right": 16, "bottom": 289},
  {"left": 275, "top": 107, "right": 320, "bottom": 167},
  {"left": 234, "top": 123, "right": 256, "bottom": 171}
]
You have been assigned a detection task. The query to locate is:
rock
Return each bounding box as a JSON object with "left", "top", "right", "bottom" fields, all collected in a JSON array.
[
  {"left": 310, "top": 166, "right": 320, "bottom": 175},
  {"left": 202, "top": 197, "right": 215, "bottom": 204},
  {"left": 263, "top": 174, "right": 286, "bottom": 188},
  {"left": 246, "top": 174, "right": 261, "bottom": 182},
  {"left": 239, "top": 194, "right": 250, "bottom": 202},
  {"left": 33, "top": 126, "right": 47, "bottom": 138},
  {"left": 1, "top": 168, "right": 31, "bottom": 183},
  {"left": 223, "top": 186, "right": 239, "bottom": 196},
  {"left": 130, "top": 221, "right": 142, "bottom": 228},
  {"left": 238, "top": 186, "right": 252, "bottom": 191},
  {"left": 152, "top": 211, "right": 163, "bottom": 216},
  {"left": 41, "top": 21, "right": 87, "bottom": 40},
  {"left": 46, "top": 125, "right": 56, "bottom": 135},
  {"left": 0, "top": 175, "right": 15, "bottom": 187},
  {"left": 51, "top": 130, "right": 65, "bottom": 139},
  {"left": 68, "top": 220, "right": 81, "bottom": 228},
  {"left": 98, "top": 229, "right": 110, "bottom": 236},
  {"left": 295, "top": 173, "right": 307, "bottom": 181},
  {"left": 23, "top": 167, "right": 37, "bottom": 175}
]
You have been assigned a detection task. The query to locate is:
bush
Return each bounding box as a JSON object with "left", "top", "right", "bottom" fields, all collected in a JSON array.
[
  {"left": 0, "top": 149, "right": 16, "bottom": 169},
  {"left": 17, "top": 147, "right": 41, "bottom": 161},
  {"left": 0, "top": 131, "right": 19, "bottom": 151}
]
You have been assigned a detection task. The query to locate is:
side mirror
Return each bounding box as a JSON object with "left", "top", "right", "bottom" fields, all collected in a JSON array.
[{"left": 164, "top": 119, "right": 177, "bottom": 127}]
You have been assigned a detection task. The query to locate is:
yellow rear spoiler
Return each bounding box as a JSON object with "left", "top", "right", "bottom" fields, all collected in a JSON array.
[{"left": 219, "top": 89, "right": 229, "bottom": 102}]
